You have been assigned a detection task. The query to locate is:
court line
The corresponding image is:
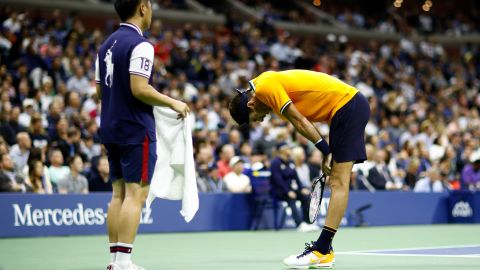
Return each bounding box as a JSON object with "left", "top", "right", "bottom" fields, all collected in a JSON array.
[
  {"left": 337, "top": 244, "right": 480, "bottom": 254},
  {"left": 337, "top": 252, "right": 480, "bottom": 259}
]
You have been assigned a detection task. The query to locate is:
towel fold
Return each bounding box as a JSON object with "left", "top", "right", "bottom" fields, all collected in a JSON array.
[{"left": 146, "top": 107, "right": 199, "bottom": 222}]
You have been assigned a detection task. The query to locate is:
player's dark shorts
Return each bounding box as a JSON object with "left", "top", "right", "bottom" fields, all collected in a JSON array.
[
  {"left": 330, "top": 92, "right": 370, "bottom": 164},
  {"left": 104, "top": 136, "right": 157, "bottom": 184}
]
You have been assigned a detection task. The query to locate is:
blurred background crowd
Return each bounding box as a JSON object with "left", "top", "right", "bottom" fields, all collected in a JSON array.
[{"left": 0, "top": 0, "right": 479, "bottom": 197}]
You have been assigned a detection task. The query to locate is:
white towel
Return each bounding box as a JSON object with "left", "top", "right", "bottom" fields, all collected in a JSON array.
[{"left": 146, "top": 107, "right": 199, "bottom": 223}]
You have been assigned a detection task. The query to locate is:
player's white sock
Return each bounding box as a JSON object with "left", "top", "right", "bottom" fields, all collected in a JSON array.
[
  {"left": 116, "top": 242, "right": 133, "bottom": 266},
  {"left": 109, "top": 243, "right": 118, "bottom": 263}
]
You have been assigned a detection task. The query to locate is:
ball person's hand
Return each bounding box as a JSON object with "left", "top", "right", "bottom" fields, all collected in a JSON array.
[
  {"left": 171, "top": 100, "right": 190, "bottom": 119},
  {"left": 288, "top": 191, "right": 297, "bottom": 200}
]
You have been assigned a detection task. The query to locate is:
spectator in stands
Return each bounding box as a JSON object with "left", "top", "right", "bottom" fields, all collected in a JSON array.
[
  {"left": 58, "top": 154, "right": 88, "bottom": 194},
  {"left": 216, "top": 144, "right": 235, "bottom": 178},
  {"left": 0, "top": 2, "right": 478, "bottom": 206},
  {"left": 51, "top": 126, "right": 83, "bottom": 163},
  {"left": 367, "top": 149, "right": 403, "bottom": 190},
  {"left": 64, "top": 91, "right": 82, "bottom": 118},
  {"left": 9, "top": 132, "right": 31, "bottom": 173},
  {"left": 197, "top": 163, "right": 227, "bottom": 193},
  {"left": 9, "top": 107, "right": 26, "bottom": 138},
  {"left": 66, "top": 66, "right": 90, "bottom": 96},
  {"left": 18, "top": 99, "right": 36, "bottom": 128},
  {"left": 26, "top": 160, "right": 52, "bottom": 194},
  {"left": 80, "top": 135, "right": 101, "bottom": 161},
  {"left": 0, "top": 153, "right": 28, "bottom": 192},
  {"left": 224, "top": 156, "right": 251, "bottom": 193},
  {"left": 291, "top": 146, "right": 311, "bottom": 188},
  {"left": 48, "top": 149, "right": 70, "bottom": 188},
  {"left": 414, "top": 168, "right": 445, "bottom": 192},
  {"left": 270, "top": 142, "right": 316, "bottom": 232},
  {"left": 404, "top": 158, "right": 421, "bottom": 190},
  {"left": 28, "top": 113, "right": 49, "bottom": 150},
  {"left": 88, "top": 155, "right": 112, "bottom": 192},
  {"left": 461, "top": 150, "right": 480, "bottom": 191}
]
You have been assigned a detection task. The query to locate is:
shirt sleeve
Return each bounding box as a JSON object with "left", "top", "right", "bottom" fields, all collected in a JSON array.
[
  {"left": 129, "top": 42, "right": 154, "bottom": 79},
  {"left": 95, "top": 55, "right": 100, "bottom": 84},
  {"left": 254, "top": 76, "right": 292, "bottom": 115}
]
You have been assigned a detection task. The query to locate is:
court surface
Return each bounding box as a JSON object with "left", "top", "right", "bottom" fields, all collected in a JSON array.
[{"left": 0, "top": 224, "right": 479, "bottom": 270}]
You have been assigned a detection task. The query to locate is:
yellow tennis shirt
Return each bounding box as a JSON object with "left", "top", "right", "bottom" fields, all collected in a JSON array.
[{"left": 250, "top": 70, "right": 358, "bottom": 123}]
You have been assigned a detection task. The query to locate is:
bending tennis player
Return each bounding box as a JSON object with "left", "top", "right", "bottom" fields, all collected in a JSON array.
[
  {"left": 229, "top": 69, "right": 370, "bottom": 269},
  {"left": 96, "top": 1, "right": 189, "bottom": 269}
]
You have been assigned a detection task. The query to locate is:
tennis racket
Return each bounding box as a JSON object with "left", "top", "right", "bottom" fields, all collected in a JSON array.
[{"left": 308, "top": 173, "right": 327, "bottom": 223}]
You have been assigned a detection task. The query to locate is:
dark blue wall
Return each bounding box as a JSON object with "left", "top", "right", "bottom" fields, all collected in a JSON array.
[{"left": 0, "top": 191, "right": 478, "bottom": 238}]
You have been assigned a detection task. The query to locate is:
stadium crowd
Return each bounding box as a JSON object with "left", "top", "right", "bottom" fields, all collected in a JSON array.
[
  {"left": 0, "top": 4, "right": 479, "bottom": 196},
  {"left": 237, "top": 0, "right": 479, "bottom": 36}
]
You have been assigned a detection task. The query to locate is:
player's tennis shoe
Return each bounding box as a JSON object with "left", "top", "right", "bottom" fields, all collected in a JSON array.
[{"left": 283, "top": 242, "right": 334, "bottom": 269}]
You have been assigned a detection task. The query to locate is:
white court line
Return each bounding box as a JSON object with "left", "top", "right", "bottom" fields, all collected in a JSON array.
[
  {"left": 337, "top": 244, "right": 480, "bottom": 254},
  {"left": 337, "top": 252, "right": 480, "bottom": 259}
]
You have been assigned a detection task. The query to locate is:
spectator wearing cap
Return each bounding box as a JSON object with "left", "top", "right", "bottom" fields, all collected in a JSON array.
[
  {"left": 224, "top": 156, "right": 252, "bottom": 193},
  {"left": 18, "top": 99, "right": 36, "bottom": 128},
  {"left": 270, "top": 142, "right": 318, "bottom": 232},
  {"left": 461, "top": 150, "right": 480, "bottom": 191},
  {"left": 197, "top": 163, "right": 227, "bottom": 193}
]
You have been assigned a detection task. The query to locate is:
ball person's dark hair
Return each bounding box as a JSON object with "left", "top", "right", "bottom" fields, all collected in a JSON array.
[{"left": 114, "top": 0, "right": 146, "bottom": 21}]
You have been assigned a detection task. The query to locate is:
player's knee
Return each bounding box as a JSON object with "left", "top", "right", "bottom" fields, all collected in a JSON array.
[
  {"left": 329, "top": 174, "right": 350, "bottom": 192},
  {"left": 125, "top": 186, "right": 149, "bottom": 204}
]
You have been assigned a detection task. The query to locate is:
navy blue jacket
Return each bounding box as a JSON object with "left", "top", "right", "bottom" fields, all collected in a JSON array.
[{"left": 270, "top": 156, "right": 304, "bottom": 198}]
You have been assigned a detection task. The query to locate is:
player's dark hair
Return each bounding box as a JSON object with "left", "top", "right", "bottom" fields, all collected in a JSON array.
[
  {"left": 114, "top": 0, "right": 145, "bottom": 21},
  {"left": 229, "top": 92, "right": 251, "bottom": 127}
]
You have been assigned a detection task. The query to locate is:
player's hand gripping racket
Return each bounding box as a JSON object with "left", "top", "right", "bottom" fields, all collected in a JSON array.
[{"left": 309, "top": 173, "right": 327, "bottom": 223}]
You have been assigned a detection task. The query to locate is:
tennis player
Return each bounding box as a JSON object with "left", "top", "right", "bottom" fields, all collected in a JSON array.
[
  {"left": 96, "top": 1, "right": 190, "bottom": 269},
  {"left": 229, "top": 69, "right": 370, "bottom": 268}
]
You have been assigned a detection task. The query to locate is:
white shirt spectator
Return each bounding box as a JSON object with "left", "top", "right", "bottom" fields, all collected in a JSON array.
[
  {"left": 9, "top": 145, "right": 30, "bottom": 173},
  {"left": 414, "top": 177, "right": 444, "bottom": 193},
  {"left": 224, "top": 171, "right": 251, "bottom": 193},
  {"left": 2, "top": 15, "right": 21, "bottom": 33},
  {"left": 295, "top": 163, "right": 311, "bottom": 187}
]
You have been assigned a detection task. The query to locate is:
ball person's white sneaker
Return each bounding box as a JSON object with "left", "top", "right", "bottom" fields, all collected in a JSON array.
[
  {"left": 283, "top": 242, "right": 334, "bottom": 269},
  {"left": 110, "top": 262, "right": 146, "bottom": 270}
]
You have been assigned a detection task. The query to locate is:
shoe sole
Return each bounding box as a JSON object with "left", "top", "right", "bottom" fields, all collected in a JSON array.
[{"left": 283, "top": 262, "right": 333, "bottom": 269}]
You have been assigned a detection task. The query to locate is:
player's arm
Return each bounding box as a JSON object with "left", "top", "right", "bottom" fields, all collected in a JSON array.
[
  {"left": 283, "top": 103, "right": 332, "bottom": 174},
  {"left": 283, "top": 103, "right": 322, "bottom": 147}
]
